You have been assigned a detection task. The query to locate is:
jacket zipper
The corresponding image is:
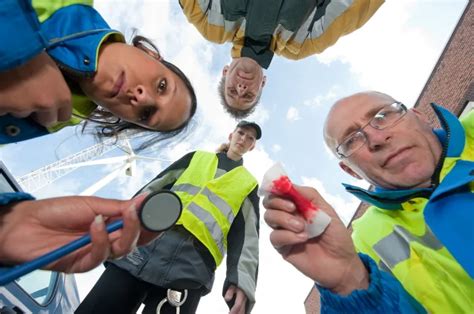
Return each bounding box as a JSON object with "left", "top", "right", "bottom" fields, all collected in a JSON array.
[{"left": 431, "top": 104, "right": 450, "bottom": 186}]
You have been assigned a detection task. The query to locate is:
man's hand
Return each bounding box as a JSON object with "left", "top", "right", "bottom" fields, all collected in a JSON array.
[
  {"left": 0, "top": 194, "right": 161, "bottom": 273},
  {"left": 263, "top": 185, "right": 369, "bottom": 295},
  {"left": 0, "top": 52, "right": 72, "bottom": 127},
  {"left": 224, "top": 285, "right": 247, "bottom": 314}
]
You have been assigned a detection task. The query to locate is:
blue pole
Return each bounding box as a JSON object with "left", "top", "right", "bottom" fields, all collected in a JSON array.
[{"left": 0, "top": 219, "right": 123, "bottom": 286}]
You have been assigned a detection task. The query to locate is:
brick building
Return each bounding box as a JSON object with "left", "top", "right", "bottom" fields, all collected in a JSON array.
[{"left": 304, "top": 1, "right": 473, "bottom": 312}]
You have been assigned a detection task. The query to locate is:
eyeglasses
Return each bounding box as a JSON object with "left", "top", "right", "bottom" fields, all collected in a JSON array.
[{"left": 336, "top": 102, "right": 408, "bottom": 158}]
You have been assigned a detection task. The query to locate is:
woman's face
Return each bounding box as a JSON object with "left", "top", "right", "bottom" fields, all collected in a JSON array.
[{"left": 79, "top": 42, "right": 192, "bottom": 131}]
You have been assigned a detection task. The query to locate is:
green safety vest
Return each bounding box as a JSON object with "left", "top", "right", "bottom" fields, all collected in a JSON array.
[
  {"left": 33, "top": 0, "right": 93, "bottom": 22},
  {"left": 352, "top": 134, "right": 474, "bottom": 313},
  {"left": 172, "top": 151, "right": 257, "bottom": 266}
]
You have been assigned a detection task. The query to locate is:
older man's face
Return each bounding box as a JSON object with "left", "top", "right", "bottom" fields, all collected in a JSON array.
[
  {"left": 325, "top": 93, "right": 442, "bottom": 189},
  {"left": 222, "top": 58, "right": 266, "bottom": 110}
]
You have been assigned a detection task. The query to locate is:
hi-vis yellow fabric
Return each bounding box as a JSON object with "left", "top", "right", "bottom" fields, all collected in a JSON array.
[
  {"left": 352, "top": 110, "right": 474, "bottom": 313},
  {"left": 173, "top": 151, "right": 257, "bottom": 265}
]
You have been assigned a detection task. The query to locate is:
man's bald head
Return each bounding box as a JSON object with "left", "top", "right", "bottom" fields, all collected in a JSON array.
[
  {"left": 322, "top": 90, "right": 442, "bottom": 190},
  {"left": 323, "top": 91, "right": 396, "bottom": 154}
]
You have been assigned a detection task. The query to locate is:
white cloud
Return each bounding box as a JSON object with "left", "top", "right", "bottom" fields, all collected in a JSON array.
[
  {"left": 271, "top": 144, "right": 282, "bottom": 153},
  {"left": 250, "top": 104, "right": 270, "bottom": 125},
  {"left": 316, "top": 0, "right": 447, "bottom": 104},
  {"left": 286, "top": 107, "right": 301, "bottom": 122},
  {"left": 303, "top": 85, "right": 342, "bottom": 108}
]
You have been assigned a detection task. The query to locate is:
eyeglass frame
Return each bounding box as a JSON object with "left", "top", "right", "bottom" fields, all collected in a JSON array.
[{"left": 335, "top": 102, "right": 408, "bottom": 159}]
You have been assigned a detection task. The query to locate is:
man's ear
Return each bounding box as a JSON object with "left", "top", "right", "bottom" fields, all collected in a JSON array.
[
  {"left": 223, "top": 65, "right": 229, "bottom": 77},
  {"left": 261, "top": 75, "right": 267, "bottom": 88},
  {"left": 228, "top": 132, "right": 233, "bottom": 142},
  {"left": 411, "top": 108, "right": 430, "bottom": 124},
  {"left": 339, "top": 161, "right": 363, "bottom": 180}
]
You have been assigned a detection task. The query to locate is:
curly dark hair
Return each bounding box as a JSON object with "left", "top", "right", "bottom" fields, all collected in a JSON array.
[
  {"left": 78, "top": 35, "right": 197, "bottom": 150},
  {"left": 217, "top": 76, "right": 261, "bottom": 119}
]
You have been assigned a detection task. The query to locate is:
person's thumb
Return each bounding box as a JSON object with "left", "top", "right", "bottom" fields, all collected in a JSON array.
[
  {"left": 225, "top": 285, "right": 236, "bottom": 301},
  {"left": 128, "top": 193, "right": 148, "bottom": 210}
]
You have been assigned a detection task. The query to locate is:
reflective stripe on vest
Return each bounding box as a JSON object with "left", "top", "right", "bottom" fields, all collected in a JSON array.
[
  {"left": 373, "top": 225, "right": 443, "bottom": 269},
  {"left": 186, "top": 202, "right": 226, "bottom": 256},
  {"left": 370, "top": 220, "right": 474, "bottom": 312},
  {"left": 173, "top": 151, "right": 257, "bottom": 266},
  {"left": 173, "top": 184, "right": 236, "bottom": 222}
]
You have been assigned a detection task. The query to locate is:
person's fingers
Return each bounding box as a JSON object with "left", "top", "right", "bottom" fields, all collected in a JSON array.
[
  {"left": 10, "top": 110, "right": 31, "bottom": 118},
  {"left": 224, "top": 285, "right": 236, "bottom": 301},
  {"left": 229, "top": 290, "right": 246, "bottom": 314},
  {"left": 262, "top": 195, "right": 297, "bottom": 214},
  {"left": 56, "top": 98, "right": 73, "bottom": 122},
  {"left": 82, "top": 194, "right": 147, "bottom": 218},
  {"left": 269, "top": 229, "right": 307, "bottom": 253},
  {"left": 263, "top": 209, "right": 305, "bottom": 233},
  {"left": 109, "top": 205, "right": 140, "bottom": 258},
  {"left": 31, "top": 110, "right": 58, "bottom": 128},
  {"left": 79, "top": 215, "right": 110, "bottom": 271},
  {"left": 137, "top": 229, "right": 162, "bottom": 246}
]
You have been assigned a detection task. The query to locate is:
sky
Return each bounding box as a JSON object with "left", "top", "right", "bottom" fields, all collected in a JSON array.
[{"left": 0, "top": 0, "right": 469, "bottom": 313}]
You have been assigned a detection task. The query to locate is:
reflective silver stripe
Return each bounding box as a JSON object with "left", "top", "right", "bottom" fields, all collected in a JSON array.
[
  {"left": 188, "top": 202, "right": 225, "bottom": 256},
  {"left": 197, "top": 0, "right": 241, "bottom": 32},
  {"left": 285, "top": 0, "right": 354, "bottom": 44},
  {"left": 172, "top": 183, "right": 201, "bottom": 195},
  {"left": 373, "top": 225, "right": 444, "bottom": 269},
  {"left": 173, "top": 184, "right": 236, "bottom": 222},
  {"left": 378, "top": 260, "right": 393, "bottom": 275},
  {"left": 49, "top": 29, "right": 113, "bottom": 45},
  {"left": 201, "top": 187, "right": 235, "bottom": 221},
  {"left": 307, "top": 0, "right": 353, "bottom": 40},
  {"left": 215, "top": 169, "right": 226, "bottom": 177}
]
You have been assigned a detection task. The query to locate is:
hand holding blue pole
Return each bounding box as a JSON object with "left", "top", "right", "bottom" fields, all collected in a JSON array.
[{"left": 0, "top": 190, "right": 182, "bottom": 286}]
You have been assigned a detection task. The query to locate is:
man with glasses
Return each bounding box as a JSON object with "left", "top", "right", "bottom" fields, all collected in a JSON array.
[{"left": 263, "top": 91, "right": 473, "bottom": 312}]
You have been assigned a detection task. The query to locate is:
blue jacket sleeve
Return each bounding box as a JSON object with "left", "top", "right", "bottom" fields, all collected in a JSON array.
[
  {"left": 0, "top": 0, "right": 47, "bottom": 71},
  {"left": 317, "top": 253, "right": 427, "bottom": 314},
  {"left": 0, "top": 192, "right": 35, "bottom": 206}
]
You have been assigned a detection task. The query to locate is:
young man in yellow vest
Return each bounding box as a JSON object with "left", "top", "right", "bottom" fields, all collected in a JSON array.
[
  {"left": 263, "top": 91, "right": 473, "bottom": 313},
  {"left": 78, "top": 121, "right": 262, "bottom": 314}
]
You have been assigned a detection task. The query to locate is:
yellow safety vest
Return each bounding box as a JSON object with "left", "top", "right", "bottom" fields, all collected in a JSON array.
[
  {"left": 353, "top": 205, "right": 473, "bottom": 313},
  {"left": 173, "top": 151, "right": 257, "bottom": 266},
  {"left": 352, "top": 125, "right": 474, "bottom": 313}
]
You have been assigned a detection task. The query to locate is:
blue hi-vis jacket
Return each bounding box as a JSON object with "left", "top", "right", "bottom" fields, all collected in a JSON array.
[
  {"left": 317, "top": 104, "right": 473, "bottom": 313},
  {"left": 0, "top": 1, "right": 123, "bottom": 144}
]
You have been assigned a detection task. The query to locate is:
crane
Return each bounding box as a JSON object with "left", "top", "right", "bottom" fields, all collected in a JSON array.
[{"left": 17, "top": 134, "right": 166, "bottom": 196}]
